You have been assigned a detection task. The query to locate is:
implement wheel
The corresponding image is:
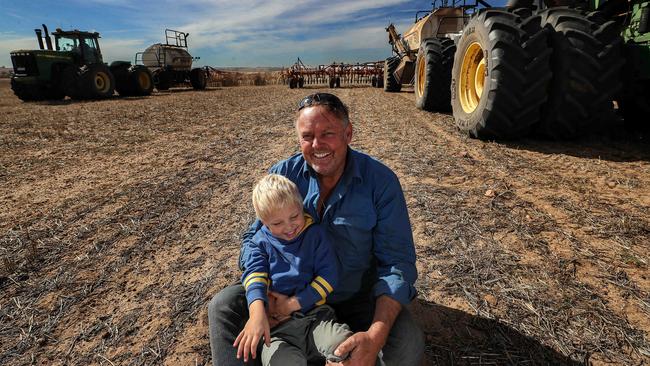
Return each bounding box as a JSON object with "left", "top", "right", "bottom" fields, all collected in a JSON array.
[
  {"left": 190, "top": 68, "right": 207, "bottom": 90},
  {"left": 415, "top": 37, "right": 455, "bottom": 112},
  {"left": 130, "top": 66, "right": 154, "bottom": 96},
  {"left": 451, "top": 9, "right": 551, "bottom": 139},
  {"left": 383, "top": 56, "right": 401, "bottom": 92}
]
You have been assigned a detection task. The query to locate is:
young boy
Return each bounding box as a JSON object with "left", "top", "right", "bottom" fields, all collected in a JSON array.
[{"left": 233, "top": 174, "right": 352, "bottom": 365}]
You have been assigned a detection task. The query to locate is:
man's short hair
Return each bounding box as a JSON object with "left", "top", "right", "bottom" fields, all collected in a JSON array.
[
  {"left": 297, "top": 92, "right": 350, "bottom": 126},
  {"left": 252, "top": 174, "right": 303, "bottom": 220}
]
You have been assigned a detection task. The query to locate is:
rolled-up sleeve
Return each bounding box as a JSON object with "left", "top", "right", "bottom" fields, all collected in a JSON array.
[{"left": 371, "top": 173, "right": 418, "bottom": 304}]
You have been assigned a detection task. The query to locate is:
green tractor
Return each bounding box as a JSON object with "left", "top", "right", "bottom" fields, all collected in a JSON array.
[
  {"left": 9, "top": 24, "right": 154, "bottom": 101},
  {"left": 386, "top": 0, "right": 650, "bottom": 139}
]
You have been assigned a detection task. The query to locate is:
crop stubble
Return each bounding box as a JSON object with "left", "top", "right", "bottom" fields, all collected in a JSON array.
[{"left": 1, "top": 79, "right": 649, "bottom": 365}]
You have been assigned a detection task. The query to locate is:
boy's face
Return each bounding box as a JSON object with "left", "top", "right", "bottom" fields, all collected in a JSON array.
[{"left": 261, "top": 203, "right": 305, "bottom": 241}]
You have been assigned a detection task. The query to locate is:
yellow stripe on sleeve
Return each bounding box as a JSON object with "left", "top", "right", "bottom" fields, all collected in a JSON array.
[
  {"left": 314, "top": 276, "right": 333, "bottom": 293},
  {"left": 244, "top": 272, "right": 268, "bottom": 288},
  {"left": 316, "top": 298, "right": 326, "bottom": 306},
  {"left": 244, "top": 277, "right": 269, "bottom": 289},
  {"left": 310, "top": 282, "right": 327, "bottom": 300}
]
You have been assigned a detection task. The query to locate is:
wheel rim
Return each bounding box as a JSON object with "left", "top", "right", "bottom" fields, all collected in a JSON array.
[
  {"left": 95, "top": 71, "right": 110, "bottom": 93},
  {"left": 416, "top": 54, "right": 426, "bottom": 97},
  {"left": 459, "top": 42, "right": 485, "bottom": 113},
  {"left": 138, "top": 72, "right": 151, "bottom": 90}
]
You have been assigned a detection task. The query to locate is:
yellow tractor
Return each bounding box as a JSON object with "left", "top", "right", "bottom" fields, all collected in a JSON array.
[{"left": 386, "top": 0, "right": 641, "bottom": 139}]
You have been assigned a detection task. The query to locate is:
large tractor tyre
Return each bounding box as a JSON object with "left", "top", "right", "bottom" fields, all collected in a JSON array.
[
  {"left": 535, "top": 7, "right": 624, "bottom": 139},
  {"left": 383, "top": 56, "right": 402, "bottom": 92},
  {"left": 451, "top": 9, "right": 552, "bottom": 139},
  {"left": 298, "top": 77, "right": 305, "bottom": 88},
  {"left": 190, "top": 68, "right": 207, "bottom": 90},
  {"left": 288, "top": 77, "right": 297, "bottom": 89},
  {"left": 78, "top": 64, "right": 115, "bottom": 99},
  {"left": 156, "top": 70, "right": 171, "bottom": 91},
  {"left": 112, "top": 64, "right": 134, "bottom": 96},
  {"left": 129, "top": 66, "right": 154, "bottom": 96},
  {"left": 415, "top": 37, "right": 455, "bottom": 112},
  {"left": 10, "top": 79, "right": 46, "bottom": 102}
]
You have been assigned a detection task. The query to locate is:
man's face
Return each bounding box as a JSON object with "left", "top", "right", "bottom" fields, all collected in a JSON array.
[
  {"left": 296, "top": 105, "right": 352, "bottom": 180},
  {"left": 261, "top": 203, "right": 305, "bottom": 241}
]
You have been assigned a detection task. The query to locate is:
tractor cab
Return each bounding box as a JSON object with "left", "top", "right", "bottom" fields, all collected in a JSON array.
[{"left": 52, "top": 29, "right": 103, "bottom": 65}]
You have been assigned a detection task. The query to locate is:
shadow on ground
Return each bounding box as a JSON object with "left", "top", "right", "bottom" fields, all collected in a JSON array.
[{"left": 411, "top": 299, "right": 585, "bottom": 366}]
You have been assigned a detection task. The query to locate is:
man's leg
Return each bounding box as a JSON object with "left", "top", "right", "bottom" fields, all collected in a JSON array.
[
  {"left": 332, "top": 297, "right": 424, "bottom": 366},
  {"left": 381, "top": 307, "right": 424, "bottom": 366},
  {"left": 208, "top": 284, "right": 261, "bottom": 366}
]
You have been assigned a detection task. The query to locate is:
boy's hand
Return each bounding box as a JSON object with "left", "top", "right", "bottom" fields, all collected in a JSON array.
[
  {"left": 233, "top": 300, "right": 270, "bottom": 362},
  {"left": 268, "top": 291, "right": 301, "bottom": 317}
]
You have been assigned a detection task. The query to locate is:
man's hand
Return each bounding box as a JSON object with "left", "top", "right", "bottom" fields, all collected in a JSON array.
[
  {"left": 268, "top": 291, "right": 301, "bottom": 317},
  {"left": 330, "top": 295, "right": 402, "bottom": 366},
  {"left": 233, "top": 300, "right": 270, "bottom": 362},
  {"left": 328, "top": 331, "right": 382, "bottom": 366}
]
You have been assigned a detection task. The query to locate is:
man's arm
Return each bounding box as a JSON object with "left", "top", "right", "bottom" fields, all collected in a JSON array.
[{"left": 335, "top": 170, "right": 417, "bottom": 365}]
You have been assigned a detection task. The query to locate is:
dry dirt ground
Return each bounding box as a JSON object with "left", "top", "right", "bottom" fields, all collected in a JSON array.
[{"left": 1, "top": 78, "right": 649, "bottom": 365}]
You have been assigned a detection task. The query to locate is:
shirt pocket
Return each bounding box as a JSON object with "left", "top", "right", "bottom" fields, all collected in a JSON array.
[{"left": 330, "top": 212, "right": 376, "bottom": 268}]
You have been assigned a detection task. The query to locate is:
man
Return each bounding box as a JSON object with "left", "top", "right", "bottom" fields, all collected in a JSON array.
[{"left": 208, "top": 92, "right": 424, "bottom": 366}]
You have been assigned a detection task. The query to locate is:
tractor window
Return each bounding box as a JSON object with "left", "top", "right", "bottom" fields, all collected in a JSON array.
[
  {"left": 80, "top": 37, "right": 100, "bottom": 63},
  {"left": 57, "top": 36, "right": 78, "bottom": 52}
]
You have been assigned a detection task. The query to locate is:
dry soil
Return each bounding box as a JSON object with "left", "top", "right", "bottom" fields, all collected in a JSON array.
[{"left": 1, "top": 79, "right": 649, "bottom": 365}]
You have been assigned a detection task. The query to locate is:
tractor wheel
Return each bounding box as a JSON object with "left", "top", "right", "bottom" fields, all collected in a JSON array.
[
  {"left": 113, "top": 64, "right": 134, "bottom": 96},
  {"left": 383, "top": 56, "right": 401, "bottom": 92},
  {"left": 376, "top": 76, "right": 384, "bottom": 88},
  {"left": 371, "top": 76, "right": 377, "bottom": 87},
  {"left": 535, "top": 7, "right": 624, "bottom": 139},
  {"left": 329, "top": 77, "right": 335, "bottom": 88},
  {"left": 156, "top": 70, "right": 171, "bottom": 91},
  {"left": 298, "top": 77, "right": 305, "bottom": 88},
  {"left": 129, "top": 66, "right": 154, "bottom": 96},
  {"left": 79, "top": 64, "right": 115, "bottom": 99},
  {"left": 190, "top": 68, "right": 207, "bottom": 90},
  {"left": 451, "top": 9, "right": 551, "bottom": 139},
  {"left": 10, "top": 78, "right": 45, "bottom": 102},
  {"left": 335, "top": 76, "right": 341, "bottom": 88},
  {"left": 415, "top": 37, "right": 455, "bottom": 112},
  {"left": 288, "top": 77, "right": 296, "bottom": 89}
]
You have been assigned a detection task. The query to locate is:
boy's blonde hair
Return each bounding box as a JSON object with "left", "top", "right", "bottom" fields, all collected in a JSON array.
[{"left": 252, "top": 174, "right": 303, "bottom": 220}]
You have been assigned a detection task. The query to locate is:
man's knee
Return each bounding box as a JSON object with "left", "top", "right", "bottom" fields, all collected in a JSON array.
[{"left": 382, "top": 307, "right": 424, "bottom": 366}]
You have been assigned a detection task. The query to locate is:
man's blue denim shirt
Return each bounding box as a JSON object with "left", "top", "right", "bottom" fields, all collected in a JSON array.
[{"left": 240, "top": 148, "right": 417, "bottom": 305}]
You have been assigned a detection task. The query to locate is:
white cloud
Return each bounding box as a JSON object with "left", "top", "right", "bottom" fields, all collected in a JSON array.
[{"left": 0, "top": 36, "right": 37, "bottom": 66}]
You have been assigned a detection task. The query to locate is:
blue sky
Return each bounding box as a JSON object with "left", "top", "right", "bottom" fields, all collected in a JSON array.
[{"left": 0, "top": 0, "right": 507, "bottom": 68}]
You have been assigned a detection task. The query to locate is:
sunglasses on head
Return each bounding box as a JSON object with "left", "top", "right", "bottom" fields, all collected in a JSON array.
[{"left": 298, "top": 93, "right": 344, "bottom": 111}]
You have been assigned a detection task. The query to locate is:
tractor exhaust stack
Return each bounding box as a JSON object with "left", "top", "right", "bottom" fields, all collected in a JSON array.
[
  {"left": 42, "top": 24, "right": 53, "bottom": 50},
  {"left": 34, "top": 28, "right": 44, "bottom": 50}
]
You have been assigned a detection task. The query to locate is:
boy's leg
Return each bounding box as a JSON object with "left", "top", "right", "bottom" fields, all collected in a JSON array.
[
  {"left": 309, "top": 306, "right": 354, "bottom": 363},
  {"left": 207, "top": 283, "right": 261, "bottom": 366},
  {"left": 261, "top": 340, "right": 307, "bottom": 366}
]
